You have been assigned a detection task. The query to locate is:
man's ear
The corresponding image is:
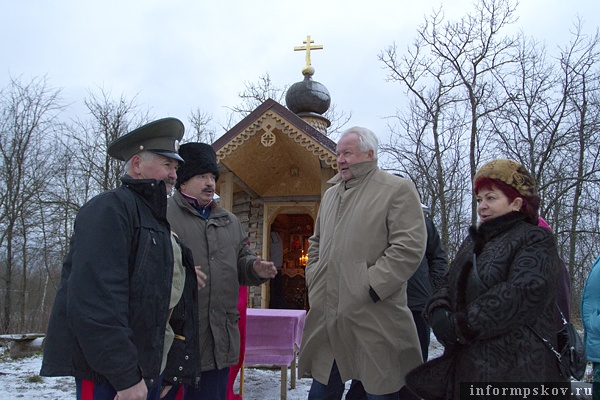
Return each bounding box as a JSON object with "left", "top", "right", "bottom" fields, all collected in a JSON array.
[{"left": 129, "top": 154, "right": 144, "bottom": 176}]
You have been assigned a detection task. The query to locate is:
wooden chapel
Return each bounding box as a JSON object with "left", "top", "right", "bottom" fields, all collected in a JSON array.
[{"left": 212, "top": 37, "right": 337, "bottom": 310}]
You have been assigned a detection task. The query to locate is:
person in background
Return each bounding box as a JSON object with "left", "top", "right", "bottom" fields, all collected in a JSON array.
[
  {"left": 165, "top": 142, "right": 277, "bottom": 400},
  {"left": 407, "top": 205, "right": 448, "bottom": 362},
  {"left": 269, "top": 230, "right": 285, "bottom": 309},
  {"left": 538, "top": 217, "right": 571, "bottom": 328},
  {"left": 406, "top": 159, "right": 565, "bottom": 400},
  {"left": 345, "top": 204, "right": 447, "bottom": 400},
  {"left": 581, "top": 255, "right": 600, "bottom": 399},
  {"left": 298, "top": 126, "right": 426, "bottom": 400},
  {"left": 40, "top": 118, "right": 200, "bottom": 400}
]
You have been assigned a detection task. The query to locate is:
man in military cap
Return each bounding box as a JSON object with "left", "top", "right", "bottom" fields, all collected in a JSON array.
[{"left": 40, "top": 118, "right": 202, "bottom": 400}]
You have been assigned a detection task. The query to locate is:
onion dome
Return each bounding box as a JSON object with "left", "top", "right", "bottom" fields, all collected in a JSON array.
[
  {"left": 286, "top": 65, "right": 331, "bottom": 115},
  {"left": 285, "top": 66, "right": 331, "bottom": 132}
]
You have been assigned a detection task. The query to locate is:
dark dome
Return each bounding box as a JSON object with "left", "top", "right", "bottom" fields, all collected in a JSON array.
[{"left": 285, "top": 73, "right": 331, "bottom": 115}]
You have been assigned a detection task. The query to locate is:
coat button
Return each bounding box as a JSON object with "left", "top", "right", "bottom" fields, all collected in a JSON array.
[
  {"left": 185, "top": 355, "right": 189, "bottom": 360},
  {"left": 179, "top": 366, "right": 183, "bottom": 371}
]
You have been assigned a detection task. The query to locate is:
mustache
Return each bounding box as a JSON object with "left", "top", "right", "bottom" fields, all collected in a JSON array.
[{"left": 164, "top": 178, "right": 176, "bottom": 185}]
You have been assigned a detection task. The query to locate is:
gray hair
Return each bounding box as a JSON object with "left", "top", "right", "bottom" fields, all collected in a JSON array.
[
  {"left": 340, "top": 126, "right": 379, "bottom": 160},
  {"left": 123, "top": 151, "right": 158, "bottom": 174}
]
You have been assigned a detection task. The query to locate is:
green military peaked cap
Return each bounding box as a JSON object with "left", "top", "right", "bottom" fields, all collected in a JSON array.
[{"left": 107, "top": 117, "right": 185, "bottom": 162}]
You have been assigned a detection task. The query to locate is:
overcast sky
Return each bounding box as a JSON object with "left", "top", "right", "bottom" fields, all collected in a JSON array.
[{"left": 1, "top": 0, "right": 599, "bottom": 142}]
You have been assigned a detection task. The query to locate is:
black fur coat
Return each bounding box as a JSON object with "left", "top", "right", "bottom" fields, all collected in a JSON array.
[{"left": 409, "top": 212, "right": 566, "bottom": 399}]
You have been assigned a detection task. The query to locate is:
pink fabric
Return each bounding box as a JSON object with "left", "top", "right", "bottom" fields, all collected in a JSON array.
[
  {"left": 244, "top": 308, "right": 307, "bottom": 366},
  {"left": 226, "top": 286, "right": 248, "bottom": 400},
  {"left": 538, "top": 216, "right": 552, "bottom": 231}
]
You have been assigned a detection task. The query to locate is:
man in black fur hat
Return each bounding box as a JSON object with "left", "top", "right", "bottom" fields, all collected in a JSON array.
[{"left": 163, "top": 142, "right": 277, "bottom": 400}]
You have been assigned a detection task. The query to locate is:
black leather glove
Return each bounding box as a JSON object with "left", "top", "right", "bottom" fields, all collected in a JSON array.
[{"left": 431, "top": 308, "right": 458, "bottom": 348}]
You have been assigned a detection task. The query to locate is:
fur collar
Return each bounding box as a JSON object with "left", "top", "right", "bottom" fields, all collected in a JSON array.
[{"left": 468, "top": 211, "right": 528, "bottom": 255}]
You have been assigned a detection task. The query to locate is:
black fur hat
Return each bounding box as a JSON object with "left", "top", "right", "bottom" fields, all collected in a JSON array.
[{"left": 175, "top": 142, "right": 220, "bottom": 188}]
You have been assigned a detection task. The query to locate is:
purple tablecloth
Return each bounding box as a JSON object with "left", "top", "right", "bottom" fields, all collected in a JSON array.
[{"left": 244, "top": 308, "right": 306, "bottom": 366}]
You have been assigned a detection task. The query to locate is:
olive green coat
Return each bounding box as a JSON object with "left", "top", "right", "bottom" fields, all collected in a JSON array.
[
  {"left": 298, "top": 161, "right": 426, "bottom": 395},
  {"left": 167, "top": 191, "right": 265, "bottom": 372}
]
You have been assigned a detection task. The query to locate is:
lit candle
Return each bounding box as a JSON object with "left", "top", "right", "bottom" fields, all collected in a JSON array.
[{"left": 300, "top": 251, "right": 308, "bottom": 265}]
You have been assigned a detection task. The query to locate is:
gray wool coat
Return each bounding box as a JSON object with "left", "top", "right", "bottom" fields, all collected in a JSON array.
[{"left": 298, "top": 160, "right": 426, "bottom": 395}]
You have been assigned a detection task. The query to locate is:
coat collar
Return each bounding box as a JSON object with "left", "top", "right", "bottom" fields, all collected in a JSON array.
[
  {"left": 121, "top": 175, "right": 168, "bottom": 221},
  {"left": 328, "top": 160, "right": 379, "bottom": 189},
  {"left": 172, "top": 190, "right": 228, "bottom": 219},
  {"left": 469, "top": 211, "right": 528, "bottom": 255}
]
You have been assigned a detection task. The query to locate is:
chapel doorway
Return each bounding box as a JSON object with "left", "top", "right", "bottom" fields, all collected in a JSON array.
[{"left": 268, "top": 213, "right": 313, "bottom": 310}]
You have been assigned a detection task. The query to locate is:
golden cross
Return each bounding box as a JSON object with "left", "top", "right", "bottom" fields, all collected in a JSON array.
[{"left": 294, "top": 35, "right": 323, "bottom": 68}]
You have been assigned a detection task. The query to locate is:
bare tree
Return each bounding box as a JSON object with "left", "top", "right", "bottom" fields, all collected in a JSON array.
[
  {"left": 226, "top": 73, "right": 287, "bottom": 118},
  {"left": 0, "top": 76, "right": 62, "bottom": 333},
  {"left": 491, "top": 32, "right": 569, "bottom": 181},
  {"left": 379, "top": 31, "right": 469, "bottom": 257},
  {"left": 379, "top": 0, "right": 521, "bottom": 255},
  {"left": 63, "top": 87, "right": 150, "bottom": 203},
  {"left": 557, "top": 22, "right": 600, "bottom": 307},
  {"left": 417, "top": 0, "right": 520, "bottom": 224},
  {"left": 322, "top": 103, "right": 352, "bottom": 141},
  {"left": 187, "top": 108, "right": 216, "bottom": 144}
]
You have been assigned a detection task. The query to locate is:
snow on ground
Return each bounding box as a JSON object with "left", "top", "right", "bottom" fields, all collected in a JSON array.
[{"left": 0, "top": 334, "right": 442, "bottom": 400}]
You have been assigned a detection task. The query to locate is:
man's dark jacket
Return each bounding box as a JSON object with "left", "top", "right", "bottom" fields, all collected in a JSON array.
[
  {"left": 162, "top": 240, "right": 201, "bottom": 388},
  {"left": 40, "top": 177, "right": 175, "bottom": 391},
  {"left": 407, "top": 216, "right": 447, "bottom": 311}
]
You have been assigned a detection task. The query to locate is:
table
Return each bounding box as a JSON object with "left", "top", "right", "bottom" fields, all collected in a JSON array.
[{"left": 242, "top": 308, "right": 307, "bottom": 400}]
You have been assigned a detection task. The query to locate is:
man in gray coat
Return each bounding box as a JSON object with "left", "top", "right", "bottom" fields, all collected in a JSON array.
[
  {"left": 166, "top": 142, "right": 277, "bottom": 400},
  {"left": 298, "top": 126, "right": 426, "bottom": 399}
]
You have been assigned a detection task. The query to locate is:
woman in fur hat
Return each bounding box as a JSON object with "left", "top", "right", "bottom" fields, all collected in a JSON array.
[{"left": 405, "top": 159, "right": 566, "bottom": 399}]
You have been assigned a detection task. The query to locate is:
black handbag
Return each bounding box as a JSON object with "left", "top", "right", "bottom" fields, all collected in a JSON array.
[
  {"left": 405, "top": 349, "right": 457, "bottom": 400},
  {"left": 529, "top": 306, "right": 587, "bottom": 380}
]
